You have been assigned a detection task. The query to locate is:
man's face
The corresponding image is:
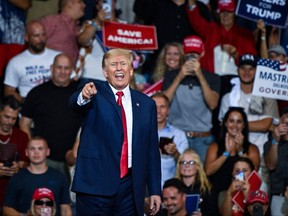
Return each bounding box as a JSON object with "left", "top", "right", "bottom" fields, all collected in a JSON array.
[
  {"left": 268, "top": 51, "right": 286, "bottom": 62},
  {"left": 0, "top": 106, "right": 18, "bottom": 134},
  {"left": 25, "top": 140, "right": 50, "bottom": 165},
  {"left": 219, "top": 11, "right": 234, "bottom": 29},
  {"left": 247, "top": 202, "right": 268, "bottom": 216},
  {"left": 163, "top": 187, "right": 186, "bottom": 215},
  {"left": 238, "top": 64, "right": 256, "bottom": 85},
  {"left": 26, "top": 23, "right": 46, "bottom": 54},
  {"left": 51, "top": 55, "right": 73, "bottom": 87},
  {"left": 103, "top": 55, "right": 133, "bottom": 90},
  {"left": 153, "top": 97, "right": 169, "bottom": 125},
  {"left": 69, "top": 0, "right": 86, "bottom": 20}
]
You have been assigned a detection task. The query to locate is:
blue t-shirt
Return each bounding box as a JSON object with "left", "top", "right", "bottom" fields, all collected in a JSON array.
[{"left": 4, "top": 167, "right": 71, "bottom": 216}]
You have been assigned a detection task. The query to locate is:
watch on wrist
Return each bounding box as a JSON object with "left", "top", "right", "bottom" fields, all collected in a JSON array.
[{"left": 91, "top": 21, "right": 101, "bottom": 31}]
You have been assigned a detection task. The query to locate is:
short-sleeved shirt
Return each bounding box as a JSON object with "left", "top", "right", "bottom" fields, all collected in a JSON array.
[
  {"left": 40, "top": 13, "right": 81, "bottom": 66},
  {"left": 4, "top": 48, "right": 61, "bottom": 98},
  {"left": 21, "top": 80, "right": 82, "bottom": 161},
  {"left": 0, "top": 127, "right": 29, "bottom": 205},
  {"left": 4, "top": 167, "right": 71, "bottom": 216},
  {"left": 162, "top": 68, "right": 220, "bottom": 132}
]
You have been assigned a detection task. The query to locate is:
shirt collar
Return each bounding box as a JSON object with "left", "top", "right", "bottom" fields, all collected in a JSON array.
[{"left": 109, "top": 84, "right": 131, "bottom": 99}]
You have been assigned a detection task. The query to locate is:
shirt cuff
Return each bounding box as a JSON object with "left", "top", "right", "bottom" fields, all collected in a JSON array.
[{"left": 77, "top": 92, "right": 91, "bottom": 105}]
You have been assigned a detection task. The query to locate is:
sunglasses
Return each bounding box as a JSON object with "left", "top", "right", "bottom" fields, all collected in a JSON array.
[
  {"left": 179, "top": 160, "right": 196, "bottom": 166},
  {"left": 34, "top": 200, "right": 54, "bottom": 207}
]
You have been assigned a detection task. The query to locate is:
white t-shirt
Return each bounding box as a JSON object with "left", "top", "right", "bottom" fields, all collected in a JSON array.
[{"left": 4, "top": 48, "right": 61, "bottom": 97}]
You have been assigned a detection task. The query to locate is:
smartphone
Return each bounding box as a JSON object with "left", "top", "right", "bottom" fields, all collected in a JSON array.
[
  {"left": 185, "top": 54, "right": 196, "bottom": 61},
  {"left": 3, "top": 161, "right": 13, "bottom": 167},
  {"left": 102, "top": 0, "right": 112, "bottom": 19},
  {"left": 41, "top": 207, "right": 52, "bottom": 216},
  {"left": 186, "top": 194, "right": 200, "bottom": 215},
  {"left": 159, "top": 137, "right": 173, "bottom": 155},
  {"left": 235, "top": 171, "right": 244, "bottom": 181}
]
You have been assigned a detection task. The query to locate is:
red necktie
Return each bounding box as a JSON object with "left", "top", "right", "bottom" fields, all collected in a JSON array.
[{"left": 116, "top": 91, "right": 128, "bottom": 178}]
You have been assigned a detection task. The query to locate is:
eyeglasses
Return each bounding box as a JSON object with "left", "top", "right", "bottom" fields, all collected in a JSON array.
[
  {"left": 34, "top": 200, "right": 54, "bottom": 207},
  {"left": 179, "top": 160, "right": 196, "bottom": 166}
]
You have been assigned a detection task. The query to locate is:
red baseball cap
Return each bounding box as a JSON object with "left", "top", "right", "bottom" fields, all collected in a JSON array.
[
  {"left": 183, "top": 35, "right": 204, "bottom": 55},
  {"left": 217, "top": 0, "right": 236, "bottom": 12},
  {"left": 247, "top": 190, "right": 268, "bottom": 205},
  {"left": 32, "top": 188, "right": 55, "bottom": 201}
]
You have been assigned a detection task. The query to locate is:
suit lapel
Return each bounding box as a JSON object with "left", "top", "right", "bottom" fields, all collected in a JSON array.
[{"left": 131, "top": 89, "right": 141, "bottom": 151}]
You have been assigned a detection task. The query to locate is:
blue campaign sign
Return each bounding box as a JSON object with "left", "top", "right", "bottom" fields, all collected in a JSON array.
[{"left": 236, "top": 0, "right": 288, "bottom": 28}]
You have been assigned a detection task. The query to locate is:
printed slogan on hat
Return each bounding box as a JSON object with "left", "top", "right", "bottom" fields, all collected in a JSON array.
[
  {"left": 102, "top": 21, "right": 158, "bottom": 50},
  {"left": 236, "top": 0, "right": 288, "bottom": 27},
  {"left": 252, "top": 58, "right": 288, "bottom": 101}
]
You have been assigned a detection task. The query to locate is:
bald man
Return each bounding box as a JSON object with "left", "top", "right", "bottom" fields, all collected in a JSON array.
[
  {"left": 20, "top": 54, "right": 82, "bottom": 174},
  {"left": 4, "top": 21, "right": 61, "bottom": 103}
]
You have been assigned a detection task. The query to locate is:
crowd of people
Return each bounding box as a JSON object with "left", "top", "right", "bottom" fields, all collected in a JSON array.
[{"left": 0, "top": 0, "right": 288, "bottom": 215}]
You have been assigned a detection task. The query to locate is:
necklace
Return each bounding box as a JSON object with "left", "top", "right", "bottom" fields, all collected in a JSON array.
[{"left": 0, "top": 129, "right": 13, "bottom": 145}]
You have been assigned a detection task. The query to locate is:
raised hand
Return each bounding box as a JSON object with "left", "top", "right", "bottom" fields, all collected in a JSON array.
[{"left": 82, "top": 82, "right": 97, "bottom": 100}]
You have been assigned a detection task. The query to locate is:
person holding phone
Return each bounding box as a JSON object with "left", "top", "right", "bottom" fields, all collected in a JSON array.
[
  {"left": 205, "top": 107, "right": 260, "bottom": 214},
  {"left": 77, "top": 0, "right": 119, "bottom": 81},
  {"left": 151, "top": 93, "right": 188, "bottom": 188},
  {"left": 27, "top": 188, "right": 56, "bottom": 216},
  {"left": 175, "top": 149, "right": 216, "bottom": 216},
  {"left": 162, "top": 35, "right": 220, "bottom": 164},
  {"left": 220, "top": 157, "right": 256, "bottom": 216},
  {"left": 0, "top": 96, "right": 29, "bottom": 214}
]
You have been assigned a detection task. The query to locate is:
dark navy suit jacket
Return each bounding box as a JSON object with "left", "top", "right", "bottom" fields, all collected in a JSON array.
[{"left": 70, "top": 81, "right": 161, "bottom": 215}]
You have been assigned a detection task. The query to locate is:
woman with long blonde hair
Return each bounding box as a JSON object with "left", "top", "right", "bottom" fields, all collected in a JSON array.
[
  {"left": 152, "top": 42, "right": 185, "bottom": 83},
  {"left": 175, "top": 149, "right": 216, "bottom": 215}
]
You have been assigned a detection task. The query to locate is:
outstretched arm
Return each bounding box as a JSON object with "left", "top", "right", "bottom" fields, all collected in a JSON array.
[{"left": 8, "top": 0, "right": 31, "bottom": 10}]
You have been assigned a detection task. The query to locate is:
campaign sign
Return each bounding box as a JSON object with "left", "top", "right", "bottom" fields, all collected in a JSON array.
[
  {"left": 252, "top": 58, "right": 288, "bottom": 101},
  {"left": 236, "top": 0, "right": 288, "bottom": 27},
  {"left": 103, "top": 21, "right": 158, "bottom": 50},
  {"left": 143, "top": 79, "right": 163, "bottom": 96}
]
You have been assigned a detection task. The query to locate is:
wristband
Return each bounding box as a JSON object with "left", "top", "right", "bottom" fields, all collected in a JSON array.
[
  {"left": 261, "top": 36, "right": 266, "bottom": 41},
  {"left": 271, "top": 138, "right": 278, "bottom": 145},
  {"left": 91, "top": 21, "right": 101, "bottom": 31},
  {"left": 223, "top": 151, "right": 230, "bottom": 158}
]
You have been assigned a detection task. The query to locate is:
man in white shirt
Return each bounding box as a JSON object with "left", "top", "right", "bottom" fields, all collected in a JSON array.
[{"left": 4, "top": 21, "right": 60, "bottom": 103}]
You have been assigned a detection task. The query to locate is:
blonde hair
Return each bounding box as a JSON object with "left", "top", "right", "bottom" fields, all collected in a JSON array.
[
  {"left": 152, "top": 42, "right": 185, "bottom": 82},
  {"left": 175, "top": 149, "right": 212, "bottom": 194},
  {"left": 30, "top": 200, "right": 56, "bottom": 216},
  {"left": 102, "top": 48, "right": 134, "bottom": 69}
]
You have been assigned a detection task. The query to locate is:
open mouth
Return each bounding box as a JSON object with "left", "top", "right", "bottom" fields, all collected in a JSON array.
[{"left": 115, "top": 72, "right": 124, "bottom": 79}]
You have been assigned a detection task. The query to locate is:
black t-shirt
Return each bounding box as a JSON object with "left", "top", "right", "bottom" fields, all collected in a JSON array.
[{"left": 21, "top": 80, "right": 82, "bottom": 161}]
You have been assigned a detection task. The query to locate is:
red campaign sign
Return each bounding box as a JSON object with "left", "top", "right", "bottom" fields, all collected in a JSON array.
[
  {"left": 143, "top": 79, "right": 163, "bottom": 96},
  {"left": 232, "top": 170, "right": 262, "bottom": 213},
  {"left": 102, "top": 21, "right": 158, "bottom": 50}
]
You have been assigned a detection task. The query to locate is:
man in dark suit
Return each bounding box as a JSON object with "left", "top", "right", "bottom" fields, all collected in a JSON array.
[{"left": 70, "top": 48, "right": 162, "bottom": 215}]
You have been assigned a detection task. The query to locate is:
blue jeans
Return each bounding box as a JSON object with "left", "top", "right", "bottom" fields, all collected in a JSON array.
[{"left": 187, "top": 135, "right": 214, "bottom": 164}]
